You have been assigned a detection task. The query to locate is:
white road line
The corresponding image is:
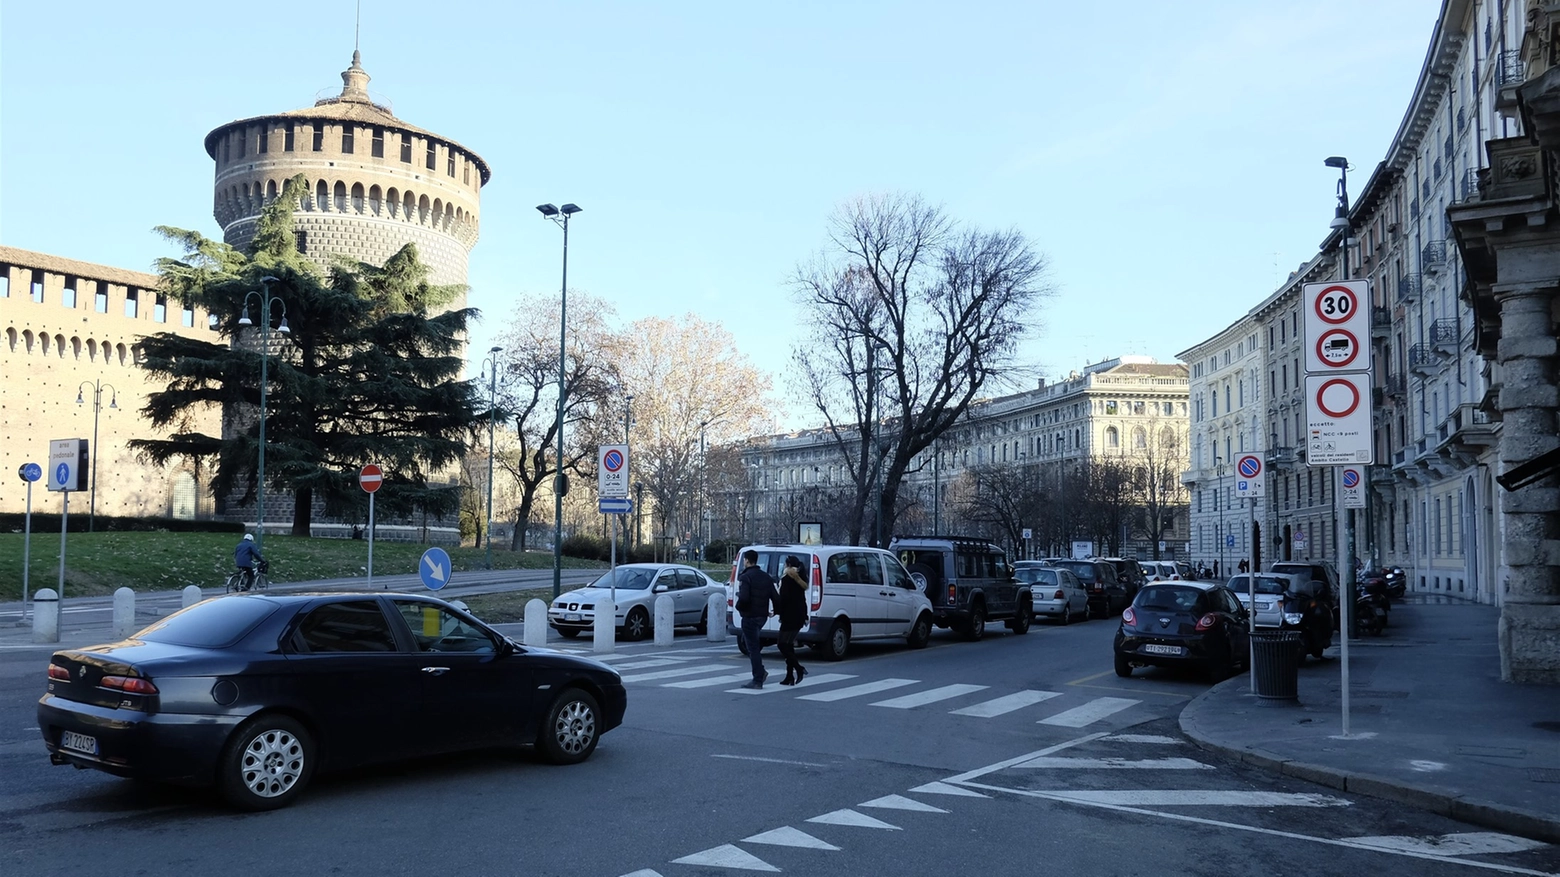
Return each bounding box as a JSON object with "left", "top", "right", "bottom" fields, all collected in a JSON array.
[
  {"left": 742, "top": 826, "right": 840, "bottom": 850},
  {"left": 712, "top": 754, "right": 831, "bottom": 767},
  {"left": 663, "top": 672, "right": 754, "bottom": 689},
  {"left": 797, "top": 678, "right": 918, "bottom": 702},
  {"left": 1103, "top": 734, "right": 1182, "bottom": 744},
  {"left": 670, "top": 844, "right": 779, "bottom": 872},
  {"left": 609, "top": 657, "right": 692, "bottom": 671},
  {"left": 950, "top": 689, "right": 1060, "bottom": 717},
  {"left": 1013, "top": 756, "right": 1212, "bottom": 770},
  {"left": 1036, "top": 790, "right": 1348, "bottom": 807},
  {"left": 727, "top": 672, "right": 856, "bottom": 695},
  {"left": 940, "top": 732, "right": 1109, "bottom": 784},
  {"left": 860, "top": 794, "right": 948, "bottom": 813},
  {"left": 956, "top": 780, "right": 1558, "bottom": 877},
  {"left": 616, "top": 869, "right": 665, "bottom": 877},
  {"left": 1037, "top": 696, "right": 1139, "bottom": 727},
  {"left": 619, "top": 664, "right": 730, "bottom": 683},
  {"left": 1344, "top": 833, "right": 1548, "bottom": 857},
  {"left": 870, "top": 683, "right": 988, "bottom": 709},
  {"left": 908, "top": 781, "right": 989, "bottom": 798},
  {"left": 806, "top": 809, "right": 901, "bottom": 830}
]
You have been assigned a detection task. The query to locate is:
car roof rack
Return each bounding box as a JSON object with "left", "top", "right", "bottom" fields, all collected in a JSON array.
[{"left": 891, "top": 534, "right": 1002, "bottom": 547}]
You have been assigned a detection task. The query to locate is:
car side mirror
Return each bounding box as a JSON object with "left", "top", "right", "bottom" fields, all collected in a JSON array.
[{"left": 653, "top": 584, "right": 669, "bottom": 593}]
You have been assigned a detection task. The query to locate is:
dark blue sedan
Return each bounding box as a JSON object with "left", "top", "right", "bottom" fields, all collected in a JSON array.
[{"left": 38, "top": 592, "right": 626, "bottom": 810}]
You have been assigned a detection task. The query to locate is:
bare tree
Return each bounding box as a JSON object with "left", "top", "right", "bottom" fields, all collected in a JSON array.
[
  {"left": 957, "top": 463, "right": 1050, "bottom": 554},
  {"left": 1131, "top": 419, "right": 1190, "bottom": 558},
  {"left": 793, "top": 193, "right": 1052, "bottom": 545}
]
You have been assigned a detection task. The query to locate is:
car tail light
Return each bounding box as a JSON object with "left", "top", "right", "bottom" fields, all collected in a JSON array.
[
  {"left": 1054, "top": 589, "right": 1065, "bottom": 600},
  {"left": 1195, "top": 613, "right": 1217, "bottom": 632},
  {"left": 47, "top": 665, "right": 70, "bottom": 682},
  {"left": 947, "top": 584, "right": 957, "bottom": 603},
  {"left": 1122, "top": 607, "right": 1136, "bottom": 626},
  {"left": 100, "top": 675, "right": 159, "bottom": 695},
  {"left": 810, "top": 555, "right": 823, "bottom": 611}
]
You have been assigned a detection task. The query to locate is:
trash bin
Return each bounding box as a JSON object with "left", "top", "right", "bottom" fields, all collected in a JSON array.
[{"left": 1250, "top": 630, "right": 1302, "bottom": 703}]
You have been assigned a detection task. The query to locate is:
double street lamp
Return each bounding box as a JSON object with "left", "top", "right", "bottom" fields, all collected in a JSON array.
[
  {"left": 481, "top": 346, "right": 503, "bottom": 569},
  {"left": 237, "top": 276, "right": 289, "bottom": 554},
  {"left": 74, "top": 379, "right": 117, "bottom": 532},
  {"left": 537, "top": 202, "right": 581, "bottom": 599}
]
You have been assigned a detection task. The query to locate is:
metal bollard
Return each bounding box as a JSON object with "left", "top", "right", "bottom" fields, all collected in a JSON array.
[
  {"left": 593, "top": 596, "right": 616, "bottom": 654},
  {"left": 706, "top": 592, "right": 727, "bottom": 643},
  {"left": 112, "top": 587, "right": 136, "bottom": 639},
  {"left": 523, "top": 599, "right": 548, "bottom": 647},
  {"left": 33, "top": 588, "right": 59, "bottom": 644},
  {"left": 654, "top": 594, "right": 675, "bottom": 646},
  {"left": 182, "top": 585, "right": 203, "bottom": 609}
]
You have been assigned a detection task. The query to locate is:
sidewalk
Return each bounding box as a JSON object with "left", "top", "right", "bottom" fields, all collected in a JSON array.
[{"left": 1180, "top": 595, "right": 1560, "bottom": 843}]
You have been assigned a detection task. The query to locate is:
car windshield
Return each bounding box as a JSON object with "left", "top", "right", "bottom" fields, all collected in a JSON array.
[
  {"left": 586, "top": 568, "right": 658, "bottom": 590},
  {"left": 1135, "top": 586, "right": 1205, "bottom": 613},
  {"left": 1015, "top": 568, "right": 1057, "bottom": 585},
  {"left": 1231, "top": 575, "right": 1289, "bottom": 595},
  {"left": 1052, "top": 561, "right": 1096, "bottom": 582},
  {"left": 134, "top": 597, "right": 282, "bottom": 648}
]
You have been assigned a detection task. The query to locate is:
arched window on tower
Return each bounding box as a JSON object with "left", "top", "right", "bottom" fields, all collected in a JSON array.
[
  {"left": 351, "top": 183, "right": 365, "bottom": 214},
  {"left": 316, "top": 180, "right": 329, "bottom": 212},
  {"left": 418, "top": 194, "right": 430, "bottom": 224},
  {"left": 368, "top": 185, "right": 382, "bottom": 215},
  {"left": 266, "top": 179, "right": 278, "bottom": 203},
  {"left": 334, "top": 181, "right": 347, "bottom": 212},
  {"left": 404, "top": 191, "right": 416, "bottom": 221},
  {"left": 386, "top": 187, "right": 400, "bottom": 218}
]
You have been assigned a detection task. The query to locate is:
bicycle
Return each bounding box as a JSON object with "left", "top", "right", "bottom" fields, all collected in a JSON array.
[{"left": 225, "top": 559, "right": 270, "bottom": 593}]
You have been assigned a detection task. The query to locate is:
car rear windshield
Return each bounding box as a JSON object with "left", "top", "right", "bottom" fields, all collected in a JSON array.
[
  {"left": 134, "top": 597, "right": 282, "bottom": 648},
  {"left": 1230, "top": 575, "right": 1288, "bottom": 595},
  {"left": 1052, "top": 561, "right": 1096, "bottom": 582},
  {"left": 1015, "top": 568, "right": 1058, "bottom": 585},
  {"left": 1135, "top": 586, "right": 1206, "bottom": 613}
]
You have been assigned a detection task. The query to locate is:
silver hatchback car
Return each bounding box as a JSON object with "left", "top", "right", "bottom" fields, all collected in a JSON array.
[{"left": 1226, "top": 573, "right": 1301, "bottom": 627}]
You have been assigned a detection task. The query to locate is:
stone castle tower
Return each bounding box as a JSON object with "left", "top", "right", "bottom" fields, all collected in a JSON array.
[{"left": 203, "top": 52, "right": 488, "bottom": 288}]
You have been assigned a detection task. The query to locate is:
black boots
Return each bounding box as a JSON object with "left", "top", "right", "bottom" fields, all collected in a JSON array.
[
  {"left": 781, "top": 670, "right": 795, "bottom": 686},
  {"left": 779, "top": 663, "right": 806, "bottom": 685}
]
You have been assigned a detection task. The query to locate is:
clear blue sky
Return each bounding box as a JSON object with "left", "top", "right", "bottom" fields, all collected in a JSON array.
[{"left": 1, "top": 1, "right": 1438, "bottom": 429}]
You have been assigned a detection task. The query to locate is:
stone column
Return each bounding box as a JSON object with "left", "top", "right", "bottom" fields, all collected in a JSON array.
[{"left": 1493, "top": 282, "right": 1560, "bottom": 683}]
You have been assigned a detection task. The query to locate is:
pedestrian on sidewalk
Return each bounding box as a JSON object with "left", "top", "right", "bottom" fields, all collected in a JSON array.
[
  {"left": 736, "top": 550, "right": 778, "bottom": 689},
  {"left": 777, "top": 555, "right": 809, "bottom": 686}
]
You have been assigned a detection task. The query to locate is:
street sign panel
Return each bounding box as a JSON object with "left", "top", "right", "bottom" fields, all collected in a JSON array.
[
  {"left": 47, "top": 439, "right": 88, "bottom": 492},
  {"left": 599, "top": 497, "right": 632, "bottom": 515},
  {"left": 18, "top": 463, "right": 42, "bottom": 483},
  {"left": 1303, "top": 280, "right": 1372, "bottom": 374},
  {"left": 1341, "top": 466, "right": 1366, "bottom": 509},
  {"left": 1305, "top": 374, "right": 1373, "bottom": 465},
  {"left": 1234, "top": 453, "right": 1265, "bottom": 498},
  {"left": 1226, "top": 534, "right": 1236, "bottom": 548},
  {"left": 1293, "top": 529, "right": 1307, "bottom": 552},
  {"left": 359, "top": 463, "right": 383, "bottom": 493},
  {"left": 419, "top": 547, "right": 452, "bottom": 590},
  {"left": 598, "top": 444, "right": 629, "bottom": 498}
]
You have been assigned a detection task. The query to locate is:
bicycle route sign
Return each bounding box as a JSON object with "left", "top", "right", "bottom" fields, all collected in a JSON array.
[{"left": 18, "top": 462, "right": 42, "bottom": 483}]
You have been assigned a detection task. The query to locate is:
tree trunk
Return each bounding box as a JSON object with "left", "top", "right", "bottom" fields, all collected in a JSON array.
[{"left": 291, "top": 487, "right": 312, "bottom": 537}]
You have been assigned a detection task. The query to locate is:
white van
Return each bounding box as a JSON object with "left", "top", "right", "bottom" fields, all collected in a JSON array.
[{"left": 726, "top": 544, "right": 934, "bottom": 661}]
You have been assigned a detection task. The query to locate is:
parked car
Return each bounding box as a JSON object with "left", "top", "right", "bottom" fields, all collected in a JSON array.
[
  {"left": 1175, "top": 561, "right": 1195, "bottom": 581},
  {"left": 1100, "top": 557, "right": 1148, "bottom": 597},
  {"left": 726, "top": 544, "right": 934, "bottom": 660},
  {"left": 1224, "top": 572, "right": 1299, "bottom": 628},
  {"left": 1051, "top": 559, "right": 1130, "bottom": 618},
  {"left": 891, "top": 536, "right": 1031, "bottom": 640},
  {"left": 1113, "top": 582, "right": 1251, "bottom": 681},
  {"left": 1141, "top": 560, "right": 1180, "bottom": 582},
  {"left": 38, "top": 593, "right": 626, "bottom": 810},
  {"left": 1015, "top": 562, "right": 1089, "bottom": 624},
  {"left": 548, "top": 563, "right": 725, "bottom": 641}
]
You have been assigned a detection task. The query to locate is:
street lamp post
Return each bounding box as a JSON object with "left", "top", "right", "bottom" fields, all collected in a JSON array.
[
  {"left": 74, "top": 379, "right": 117, "bottom": 532},
  {"left": 481, "top": 346, "right": 503, "bottom": 569},
  {"left": 699, "top": 420, "right": 708, "bottom": 562},
  {"left": 1325, "top": 156, "right": 1360, "bottom": 640},
  {"left": 537, "top": 202, "right": 581, "bottom": 599},
  {"left": 238, "top": 276, "right": 289, "bottom": 555},
  {"left": 1213, "top": 457, "right": 1229, "bottom": 579}
]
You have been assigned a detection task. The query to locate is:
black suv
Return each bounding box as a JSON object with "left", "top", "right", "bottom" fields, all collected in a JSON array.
[
  {"left": 1100, "top": 557, "right": 1147, "bottom": 598},
  {"left": 1051, "top": 559, "right": 1130, "bottom": 618},
  {"left": 890, "top": 536, "right": 1031, "bottom": 640}
]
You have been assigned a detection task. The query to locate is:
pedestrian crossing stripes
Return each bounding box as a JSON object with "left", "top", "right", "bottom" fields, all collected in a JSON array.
[
  {"left": 1038, "top": 696, "right": 1139, "bottom": 727},
  {"left": 797, "top": 678, "right": 919, "bottom": 702},
  {"left": 618, "top": 664, "right": 730, "bottom": 683},
  {"left": 662, "top": 672, "right": 755, "bottom": 689},
  {"left": 727, "top": 673, "right": 857, "bottom": 695},
  {"left": 949, "top": 689, "right": 1060, "bottom": 717},
  {"left": 871, "top": 683, "right": 988, "bottom": 709}
]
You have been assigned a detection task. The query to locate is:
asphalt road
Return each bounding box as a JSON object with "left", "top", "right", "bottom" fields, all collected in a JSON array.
[{"left": 2, "top": 615, "right": 1555, "bottom": 877}]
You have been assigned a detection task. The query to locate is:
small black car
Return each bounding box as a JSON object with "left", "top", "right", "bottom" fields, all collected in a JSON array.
[
  {"left": 38, "top": 593, "right": 627, "bottom": 810},
  {"left": 1113, "top": 582, "right": 1251, "bottom": 681},
  {"left": 1052, "top": 559, "right": 1130, "bottom": 618}
]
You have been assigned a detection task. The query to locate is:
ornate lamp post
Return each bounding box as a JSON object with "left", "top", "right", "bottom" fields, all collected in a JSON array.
[
  {"left": 237, "top": 276, "right": 289, "bottom": 554},
  {"left": 537, "top": 202, "right": 581, "bottom": 598},
  {"left": 74, "top": 379, "right": 117, "bottom": 532}
]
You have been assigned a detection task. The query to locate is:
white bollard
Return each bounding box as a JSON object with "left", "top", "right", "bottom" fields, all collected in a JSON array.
[
  {"left": 33, "top": 588, "right": 59, "bottom": 643},
  {"left": 112, "top": 588, "right": 136, "bottom": 639},
  {"left": 593, "top": 596, "right": 616, "bottom": 654},
  {"left": 524, "top": 599, "right": 549, "bottom": 647},
  {"left": 182, "top": 585, "right": 203, "bottom": 609},
  {"left": 654, "top": 594, "right": 675, "bottom": 647},
  {"left": 706, "top": 592, "right": 728, "bottom": 643}
]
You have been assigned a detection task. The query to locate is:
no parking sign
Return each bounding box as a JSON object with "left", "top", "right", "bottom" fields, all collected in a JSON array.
[{"left": 1235, "top": 454, "right": 1265, "bottom": 497}]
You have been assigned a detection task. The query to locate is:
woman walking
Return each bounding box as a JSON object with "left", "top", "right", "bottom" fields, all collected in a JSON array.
[{"left": 777, "top": 555, "right": 809, "bottom": 685}]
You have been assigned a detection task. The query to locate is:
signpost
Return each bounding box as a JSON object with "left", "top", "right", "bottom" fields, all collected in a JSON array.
[
  {"left": 360, "top": 464, "right": 383, "bottom": 588},
  {"left": 598, "top": 445, "right": 629, "bottom": 498},
  {"left": 1341, "top": 466, "right": 1365, "bottom": 509},
  {"left": 1305, "top": 374, "right": 1372, "bottom": 464},
  {"left": 18, "top": 463, "right": 41, "bottom": 616},
  {"left": 47, "top": 440, "right": 87, "bottom": 602}
]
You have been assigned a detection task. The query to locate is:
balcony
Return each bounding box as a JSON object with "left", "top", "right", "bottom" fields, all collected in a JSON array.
[
  {"left": 1408, "top": 343, "right": 1439, "bottom": 377},
  {"left": 1432, "top": 403, "right": 1498, "bottom": 469},
  {"left": 1430, "top": 318, "right": 1460, "bottom": 352},
  {"left": 1382, "top": 372, "right": 1407, "bottom": 399},
  {"left": 1371, "top": 306, "right": 1391, "bottom": 339},
  {"left": 1456, "top": 168, "right": 1481, "bottom": 204},
  {"left": 1422, "top": 240, "right": 1447, "bottom": 274},
  {"left": 1268, "top": 446, "right": 1298, "bottom": 468},
  {"left": 1398, "top": 273, "right": 1421, "bottom": 303}
]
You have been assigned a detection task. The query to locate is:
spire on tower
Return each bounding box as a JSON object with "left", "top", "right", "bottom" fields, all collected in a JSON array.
[{"left": 339, "top": 50, "right": 371, "bottom": 103}]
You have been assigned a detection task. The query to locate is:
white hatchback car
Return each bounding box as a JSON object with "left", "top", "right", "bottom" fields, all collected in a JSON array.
[
  {"left": 1015, "top": 562, "right": 1089, "bottom": 624},
  {"left": 549, "top": 563, "right": 725, "bottom": 641},
  {"left": 726, "top": 544, "right": 934, "bottom": 660}
]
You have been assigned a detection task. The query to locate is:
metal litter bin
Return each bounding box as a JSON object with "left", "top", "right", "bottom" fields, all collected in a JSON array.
[{"left": 1250, "top": 630, "right": 1301, "bottom": 703}]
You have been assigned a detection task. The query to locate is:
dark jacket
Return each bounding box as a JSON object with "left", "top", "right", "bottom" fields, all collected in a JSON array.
[
  {"left": 735, "top": 566, "right": 777, "bottom": 620},
  {"left": 777, "top": 570, "right": 808, "bottom": 630},
  {"left": 235, "top": 540, "right": 263, "bottom": 569}
]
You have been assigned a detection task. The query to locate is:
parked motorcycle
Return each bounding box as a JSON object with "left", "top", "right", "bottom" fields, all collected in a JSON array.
[
  {"left": 1277, "top": 583, "right": 1334, "bottom": 659},
  {"left": 1356, "top": 579, "right": 1390, "bottom": 635},
  {"left": 1382, "top": 566, "right": 1407, "bottom": 600}
]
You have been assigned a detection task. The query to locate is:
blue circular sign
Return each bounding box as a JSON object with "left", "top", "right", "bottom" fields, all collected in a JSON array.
[
  {"left": 1342, "top": 469, "right": 1360, "bottom": 488},
  {"left": 603, "top": 449, "right": 624, "bottom": 472},
  {"left": 1238, "top": 456, "right": 1261, "bottom": 479},
  {"left": 419, "top": 547, "right": 453, "bottom": 590},
  {"left": 18, "top": 463, "right": 42, "bottom": 482},
  {"left": 54, "top": 463, "right": 71, "bottom": 486}
]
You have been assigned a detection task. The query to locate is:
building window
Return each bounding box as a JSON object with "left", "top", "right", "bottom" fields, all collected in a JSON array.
[
  {"left": 401, "top": 136, "right": 412, "bottom": 163},
  {"left": 312, "top": 127, "right": 324, "bottom": 151},
  {"left": 342, "top": 127, "right": 355, "bottom": 154},
  {"left": 295, "top": 231, "right": 308, "bottom": 254},
  {"left": 125, "top": 288, "right": 138, "bottom": 318},
  {"left": 1105, "top": 400, "right": 1118, "bottom": 415},
  {"left": 62, "top": 276, "right": 77, "bottom": 308},
  {"left": 153, "top": 294, "right": 167, "bottom": 323},
  {"left": 463, "top": 161, "right": 470, "bottom": 184},
  {"left": 426, "top": 144, "right": 437, "bottom": 170},
  {"left": 30, "top": 270, "right": 44, "bottom": 302},
  {"left": 372, "top": 127, "right": 385, "bottom": 158},
  {"left": 259, "top": 129, "right": 269, "bottom": 153},
  {"left": 284, "top": 124, "right": 295, "bottom": 151},
  {"left": 182, "top": 305, "right": 195, "bottom": 327},
  {"left": 1106, "top": 427, "right": 1119, "bottom": 448},
  {"left": 94, "top": 282, "right": 107, "bottom": 312}
]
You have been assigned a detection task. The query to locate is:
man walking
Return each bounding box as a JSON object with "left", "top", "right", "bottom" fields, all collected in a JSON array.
[{"left": 736, "top": 550, "right": 778, "bottom": 689}]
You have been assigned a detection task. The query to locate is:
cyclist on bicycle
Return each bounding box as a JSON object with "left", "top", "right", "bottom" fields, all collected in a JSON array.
[{"left": 234, "top": 534, "right": 265, "bottom": 591}]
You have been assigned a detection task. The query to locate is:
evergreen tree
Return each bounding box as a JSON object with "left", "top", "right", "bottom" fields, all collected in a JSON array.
[{"left": 130, "top": 175, "right": 483, "bottom": 536}]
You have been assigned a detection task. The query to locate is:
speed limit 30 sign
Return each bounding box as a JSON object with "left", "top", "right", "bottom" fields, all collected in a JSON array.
[{"left": 1303, "top": 280, "right": 1372, "bottom": 374}]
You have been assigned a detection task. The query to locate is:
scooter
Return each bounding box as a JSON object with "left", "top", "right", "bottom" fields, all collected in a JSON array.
[
  {"left": 1356, "top": 580, "right": 1390, "bottom": 635},
  {"left": 1381, "top": 566, "right": 1406, "bottom": 600}
]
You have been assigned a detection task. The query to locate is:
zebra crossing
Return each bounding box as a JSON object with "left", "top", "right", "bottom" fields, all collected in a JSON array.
[{"left": 574, "top": 648, "right": 1145, "bottom": 729}]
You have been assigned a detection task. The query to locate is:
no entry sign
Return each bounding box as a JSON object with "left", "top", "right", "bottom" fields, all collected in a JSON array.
[
  {"left": 359, "top": 463, "right": 383, "bottom": 493},
  {"left": 1305, "top": 374, "right": 1372, "bottom": 465}
]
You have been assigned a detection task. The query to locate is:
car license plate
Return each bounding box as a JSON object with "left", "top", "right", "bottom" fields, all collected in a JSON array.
[
  {"left": 1142, "top": 644, "right": 1183, "bottom": 656},
  {"left": 565, "top": 613, "right": 581, "bottom": 622},
  {"left": 60, "top": 731, "right": 98, "bottom": 755}
]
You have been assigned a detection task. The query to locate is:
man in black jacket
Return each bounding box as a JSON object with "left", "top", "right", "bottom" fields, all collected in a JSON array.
[{"left": 736, "top": 550, "right": 778, "bottom": 689}]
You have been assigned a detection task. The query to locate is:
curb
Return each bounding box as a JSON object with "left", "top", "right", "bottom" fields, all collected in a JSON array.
[{"left": 1178, "top": 676, "right": 1560, "bottom": 846}]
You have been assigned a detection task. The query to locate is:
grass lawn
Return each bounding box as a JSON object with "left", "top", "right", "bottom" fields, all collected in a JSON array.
[
  {"left": 0, "top": 532, "right": 606, "bottom": 599},
  {"left": 458, "top": 588, "right": 558, "bottom": 624}
]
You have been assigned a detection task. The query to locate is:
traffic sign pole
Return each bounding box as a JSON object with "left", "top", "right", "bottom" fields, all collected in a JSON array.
[
  {"left": 23, "top": 479, "right": 33, "bottom": 616},
  {"left": 367, "top": 491, "right": 376, "bottom": 589},
  {"left": 57, "top": 489, "right": 69, "bottom": 602},
  {"left": 359, "top": 464, "right": 383, "bottom": 589}
]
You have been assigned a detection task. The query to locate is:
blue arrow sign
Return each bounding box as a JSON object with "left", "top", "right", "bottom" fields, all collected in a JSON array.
[
  {"left": 419, "top": 547, "right": 452, "bottom": 590},
  {"left": 18, "top": 463, "right": 42, "bottom": 483},
  {"left": 599, "top": 497, "right": 633, "bottom": 515}
]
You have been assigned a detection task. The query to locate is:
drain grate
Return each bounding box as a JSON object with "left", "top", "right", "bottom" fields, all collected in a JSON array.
[{"left": 1532, "top": 769, "right": 1560, "bottom": 783}]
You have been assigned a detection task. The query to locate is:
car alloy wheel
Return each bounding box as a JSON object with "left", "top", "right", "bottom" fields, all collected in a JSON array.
[
  {"left": 965, "top": 604, "right": 986, "bottom": 641},
  {"left": 219, "top": 715, "right": 313, "bottom": 811},
  {"left": 539, "top": 689, "right": 601, "bottom": 765},
  {"left": 624, "top": 607, "right": 650, "bottom": 641}
]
